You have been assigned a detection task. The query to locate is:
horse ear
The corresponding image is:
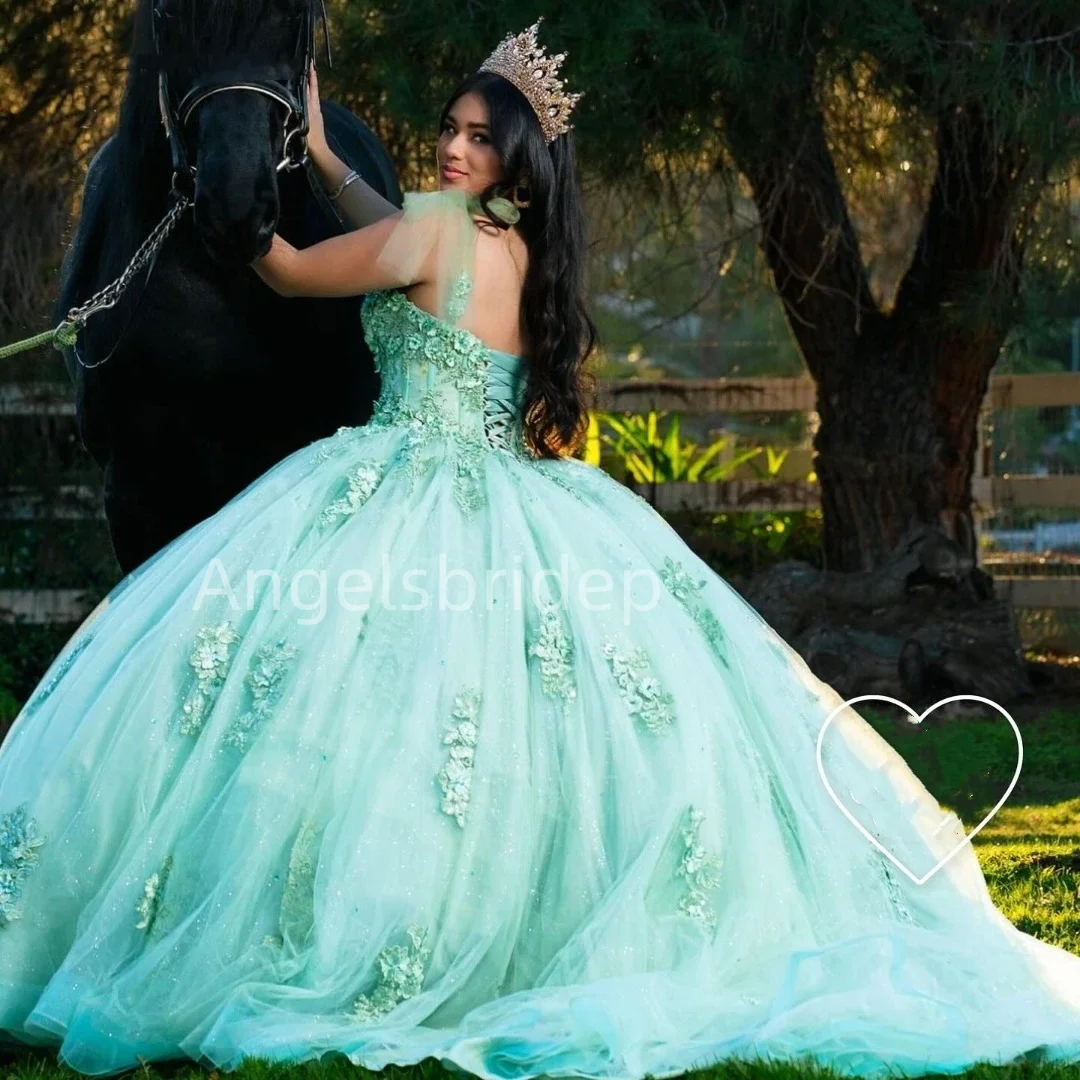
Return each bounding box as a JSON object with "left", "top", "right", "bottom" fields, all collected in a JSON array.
[
  {"left": 318, "top": 0, "right": 332, "bottom": 68},
  {"left": 150, "top": 0, "right": 177, "bottom": 50}
]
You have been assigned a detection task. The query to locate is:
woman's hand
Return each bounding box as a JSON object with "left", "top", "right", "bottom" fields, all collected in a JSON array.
[{"left": 306, "top": 60, "right": 329, "bottom": 161}]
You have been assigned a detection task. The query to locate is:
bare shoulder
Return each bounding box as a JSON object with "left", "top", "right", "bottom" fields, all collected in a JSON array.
[
  {"left": 463, "top": 216, "right": 530, "bottom": 354},
  {"left": 470, "top": 216, "right": 529, "bottom": 280}
]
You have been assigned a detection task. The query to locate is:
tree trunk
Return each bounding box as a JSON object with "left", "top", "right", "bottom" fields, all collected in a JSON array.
[{"left": 717, "top": 49, "right": 1038, "bottom": 703}]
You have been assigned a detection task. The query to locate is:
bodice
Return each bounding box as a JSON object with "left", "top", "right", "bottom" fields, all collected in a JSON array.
[{"left": 360, "top": 277, "right": 530, "bottom": 458}]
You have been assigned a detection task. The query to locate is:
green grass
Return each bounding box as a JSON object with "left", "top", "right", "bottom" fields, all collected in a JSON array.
[
  {"left": 858, "top": 704, "right": 1080, "bottom": 956},
  {"left": 2, "top": 712, "right": 1079, "bottom": 1080},
  {"left": 4, "top": 1034, "right": 1080, "bottom": 1080}
]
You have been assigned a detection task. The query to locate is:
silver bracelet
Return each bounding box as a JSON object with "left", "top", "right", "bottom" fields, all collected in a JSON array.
[{"left": 328, "top": 169, "right": 360, "bottom": 201}]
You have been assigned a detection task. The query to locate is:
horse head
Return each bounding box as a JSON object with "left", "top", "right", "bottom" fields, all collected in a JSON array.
[{"left": 153, "top": 0, "right": 326, "bottom": 266}]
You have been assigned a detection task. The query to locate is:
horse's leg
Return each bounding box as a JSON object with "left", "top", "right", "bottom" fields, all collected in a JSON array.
[
  {"left": 102, "top": 460, "right": 158, "bottom": 575},
  {"left": 103, "top": 459, "right": 207, "bottom": 575}
]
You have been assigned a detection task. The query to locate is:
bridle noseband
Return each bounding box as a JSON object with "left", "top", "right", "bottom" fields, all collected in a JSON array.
[{"left": 153, "top": 0, "right": 331, "bottom": 198}]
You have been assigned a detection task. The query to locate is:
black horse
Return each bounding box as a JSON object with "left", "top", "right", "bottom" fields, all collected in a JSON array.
[{"left": 56, "top": 0, "right": 400, "bottom": 575}]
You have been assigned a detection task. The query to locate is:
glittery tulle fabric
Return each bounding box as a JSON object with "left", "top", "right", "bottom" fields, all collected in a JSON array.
[{"left": 3, "top": 192, "right": 1080, "bottom": 1078}]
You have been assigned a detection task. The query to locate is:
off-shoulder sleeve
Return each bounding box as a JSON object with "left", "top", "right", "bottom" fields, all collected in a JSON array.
[{"left": 374, "top": 188, "right": 476, "bottom": 323}]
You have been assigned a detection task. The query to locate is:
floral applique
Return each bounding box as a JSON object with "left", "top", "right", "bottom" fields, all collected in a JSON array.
[
  {"left": 310, "top": 425, "right": 362, "bottom": 465},
  {"left": 445, "top": 268, "right": 472, "bottom": 323},
  {"left": 178, "top": 621, "right": 242, "bottom": 736},
  {"left": 451, "top": 431, "right": 488, "bottom": 515},
  {"left": 135, "top": 854, "right": 174, "bottom": 934},
  {"left": 363, "top": 293, "right": 490, "bottom": 418},
  {"left": 675, "top": 806, "right": 723, "bottom": 933},
  {"left": 601, "top": 639, "right": 675, "bottom": 735},
  {"left": 394, "top": 388, "right": 452, "bottom": 495},
  {"left": 436, "top": 688, "right": 482, "bottom": 827},
  {"left": 264, "top": 820, "right": 319, "bottom": 949},
  {"left": 0, "top": 803, "right": 46, "bottom": 928},
  {"left": 531, "top": 459, "right": 591, "bottom": 504},
  {"left": 376, "top": 389, "right": 491, "bottom": 518},
  {"left": 319, "top": 461, "right": 385, "bottom": 527},
  {"left": 658, "top": 555, "right": 729, "bottom": 668},
  {"left": 222, "top": 638, "right": 297, "bottom": 752},
  {"left": 528, "top": 605, "right": 577, "bottom": 704},
  {"left": 348, "top": 925, "right": 431, "bottom": 1022}
]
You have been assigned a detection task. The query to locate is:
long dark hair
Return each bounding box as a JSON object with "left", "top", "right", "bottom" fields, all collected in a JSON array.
[{"left": 439, "top": 71, "right": 597, "bottom": 460}]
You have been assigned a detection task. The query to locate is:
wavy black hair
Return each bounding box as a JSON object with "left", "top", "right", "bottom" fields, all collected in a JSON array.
[{"left": 438, "top": 71, "right": 597, "bottom": 459}]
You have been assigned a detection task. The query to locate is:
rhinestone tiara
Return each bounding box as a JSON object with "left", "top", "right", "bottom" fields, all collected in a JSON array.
[{"left": 477, "top": 18, "right": 583, "bottom": 144}]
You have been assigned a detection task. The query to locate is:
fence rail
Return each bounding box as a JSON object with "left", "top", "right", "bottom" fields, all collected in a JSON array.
[
  {"left": 0, "top": 589, "right": 98, "bottom": 623},
  {"left": 592, "top": 370, "right": 1080, "bottom": 413},
  {"left": 0, "top": 484, "right": 103, "bottom": 519},
  {"left": 0, "top": 383, "right": 75, "bottom": 416}
]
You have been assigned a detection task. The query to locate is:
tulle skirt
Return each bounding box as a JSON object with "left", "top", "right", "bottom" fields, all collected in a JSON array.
[{"left": 2, "top": 421, "right": 1080, "bottom": 1078}]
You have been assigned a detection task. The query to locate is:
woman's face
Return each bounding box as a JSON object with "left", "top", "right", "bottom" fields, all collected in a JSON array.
[{"left": 437, "top": 92, "right": 506, "bottom": 195}]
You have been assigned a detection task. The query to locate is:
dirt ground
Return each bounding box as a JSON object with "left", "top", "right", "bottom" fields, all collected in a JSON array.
[{"left": 1019, "top": 652, "right": 1080, "bottom": 720}]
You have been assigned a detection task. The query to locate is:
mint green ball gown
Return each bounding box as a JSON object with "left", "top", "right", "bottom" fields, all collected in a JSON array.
[{"left": 2, "top": 190, "right": 1080, "bottom": 1079}]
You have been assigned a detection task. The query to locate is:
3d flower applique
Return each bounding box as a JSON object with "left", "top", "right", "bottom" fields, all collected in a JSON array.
[
  {"left": 222, "top": 637, "right": 298, "bottom": 752},
  {"left": 658, "top": 555, "right": 729, "bottom": 668},
  {"left": 436, "top": 687, "right": 482, "bottom": 827},
  {"left": 601, "top": 639, "right": 676, "bottom": 735},
  {"left": 348, "top": 925, "right": 431, "bottom": 1022},
  {"left": 178, "top": 621, "right": 242, "bottom": 736},
  {"left": 528, "top": 605, "right": 577, "bottom": 705},
  {"left": 135, "top": 854, "right": 174, "bottom": 935},
  {"left": 0, "top": 803, "right": 46, "bottom": 928},
  {"left": 675, "top": 805, "right": 723, "bottom": 933},
  {"left": 319, "top": 460, "right": 385, "bottom": 528}
]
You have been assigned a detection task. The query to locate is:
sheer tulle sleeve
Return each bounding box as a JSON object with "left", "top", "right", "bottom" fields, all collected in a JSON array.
[{"left": 374, "top": 188, "right": 476, "bottom": 323}]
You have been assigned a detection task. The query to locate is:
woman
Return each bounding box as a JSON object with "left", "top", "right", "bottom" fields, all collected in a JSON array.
[{"left": 2, "top": 20, "right": 1080, "bottom": 1080}]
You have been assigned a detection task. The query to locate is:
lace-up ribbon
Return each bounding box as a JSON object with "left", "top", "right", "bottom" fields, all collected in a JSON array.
[{"left": 484, "top": 349, "right": 528, "bottom": 449}]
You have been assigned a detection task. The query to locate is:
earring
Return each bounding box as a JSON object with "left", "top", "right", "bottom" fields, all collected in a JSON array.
[{"left": 512, "top": 180, "right": 531, "bottom": 209}]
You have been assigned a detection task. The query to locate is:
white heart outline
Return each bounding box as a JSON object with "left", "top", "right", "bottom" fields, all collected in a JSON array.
[{"left": 815, "top": 694, "right": 1023, "bottom": 885}]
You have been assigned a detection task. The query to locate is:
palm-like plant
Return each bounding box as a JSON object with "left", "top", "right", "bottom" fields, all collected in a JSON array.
[
  {"left": 595, "top": 410, "right": 763, "bottom": 483},
  {"left": 746, "top": 445, "right": 789, "bottom": 480}
]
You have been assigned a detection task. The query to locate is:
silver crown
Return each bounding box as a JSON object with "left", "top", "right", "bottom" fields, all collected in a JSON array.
[{"left": 478, "top": 18, "right": 583, "bottom": 143}]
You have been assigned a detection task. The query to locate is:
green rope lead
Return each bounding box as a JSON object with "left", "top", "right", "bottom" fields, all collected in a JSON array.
[
  {"left": 0, "top": 321, "right": 80, "bottom": 360},
  {"left": 1, "top": 194, "right": 190, "bottom": 366}
]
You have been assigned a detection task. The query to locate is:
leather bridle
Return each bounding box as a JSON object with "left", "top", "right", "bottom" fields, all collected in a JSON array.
[{"left": 152, "top": 0, "right": 332, "bottom": 197}]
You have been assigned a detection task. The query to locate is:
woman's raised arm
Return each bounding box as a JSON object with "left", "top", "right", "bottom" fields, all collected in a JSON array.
[
  {"left": 251, "top": 188, "right": 475, "bottom": 307},
  {"left": 250, "top": 212, "right": 422, "bottom": 298}
]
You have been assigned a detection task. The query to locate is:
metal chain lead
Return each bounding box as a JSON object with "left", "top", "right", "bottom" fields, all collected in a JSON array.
[{"left": 60, "top": 194, "right": 192, "bottom": 356}]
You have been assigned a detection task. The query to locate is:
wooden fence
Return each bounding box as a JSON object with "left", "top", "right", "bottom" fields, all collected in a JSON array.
[{"left": 3, "top": 373, "right": 1080, "bottom": 620}]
